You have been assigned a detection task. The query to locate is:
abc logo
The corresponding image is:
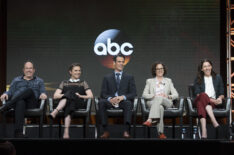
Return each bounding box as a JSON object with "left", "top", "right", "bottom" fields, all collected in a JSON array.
[
  {"left": 94, "top": 29, "right": 133, "bottom": 56},
  {"left": 94, "top": 38, "right": 133, "bottom": 56}
]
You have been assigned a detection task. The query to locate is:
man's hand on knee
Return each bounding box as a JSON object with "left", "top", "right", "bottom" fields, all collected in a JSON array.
[
  {"left": 0, "top": 94, "right": 8, "bottom": 102},
  {"left": 39, "top": 93, "right": 47, "bottom": 100}
]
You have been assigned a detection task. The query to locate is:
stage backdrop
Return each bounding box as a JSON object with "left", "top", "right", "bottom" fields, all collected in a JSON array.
[{"left": 7, "top": 0, "right": 221, "bottom": 97}]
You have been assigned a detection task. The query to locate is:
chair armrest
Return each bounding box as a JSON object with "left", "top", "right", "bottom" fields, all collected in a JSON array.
[
  {"left": 94, "top": 96, "right": 99, "bottom": 111},
  {"left": 186, "top": 97, "right": 194, "bottom": 114},
  {"left": 132, "top": 97, "right": 138, "bottom": 113},
  {"left": 1, "top": 100, "right": 6, "bottom": 106},
  {"left": 48, "top": 98, "right": 53, "bottom": 112},
  {"left": 225, "top": 98, "right": 231, "bottom": 112},
  {"left": 39, "top": 99, "right": 46, "bottom": 110},
  {"left": 140, "top": 97, "right": 148, "bottom": 112},
  {"left": 177, "top": 97, "right": 184, "bottom": 112},
  {"left": 84, "top": 98, "right": 92, "bottom": 113}
]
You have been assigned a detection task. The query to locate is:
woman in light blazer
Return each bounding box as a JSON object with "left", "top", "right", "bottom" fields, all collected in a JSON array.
[{"left": 142, "top": 62, "right": 178, "bottom": 139}]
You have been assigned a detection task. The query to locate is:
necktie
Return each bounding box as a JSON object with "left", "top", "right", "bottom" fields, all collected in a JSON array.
[{"left": 116, "top": 73, "right": 120, "bottom": 90}]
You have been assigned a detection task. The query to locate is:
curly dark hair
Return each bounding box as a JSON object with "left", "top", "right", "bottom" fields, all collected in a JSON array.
[
  {"left": 151, "top": 62, "right": 167, "bottom": 77},
  {"left": 196, "top": 59, "right": 216, "bottom": 84},
  {"left": 68, "top": 63, "right": 82, "bottom": 72}
]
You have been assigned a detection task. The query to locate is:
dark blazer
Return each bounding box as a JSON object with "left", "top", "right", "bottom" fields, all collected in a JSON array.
[
  {"left": 194, "top": 74, "right": 224, "bottom": 98},
  {"left": 100, "top": 72, "right": 137, "bottom": 101}
]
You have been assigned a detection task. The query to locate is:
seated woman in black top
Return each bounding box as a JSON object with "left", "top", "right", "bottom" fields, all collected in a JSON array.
[{"left": 49, "top": 63, "right": 93, "bottom": 139}]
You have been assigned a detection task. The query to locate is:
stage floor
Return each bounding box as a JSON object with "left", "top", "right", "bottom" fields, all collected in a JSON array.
[
  {"left": 1, "top": 124, "right": 234, "bottom": 155},
  {"left": 0, "top": 138, "right": 234, "bottom": 155}
]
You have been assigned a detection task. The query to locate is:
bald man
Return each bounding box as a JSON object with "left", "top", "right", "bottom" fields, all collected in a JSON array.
[{"left": 0, "top": 61, "right": 47, "bottom": 138}]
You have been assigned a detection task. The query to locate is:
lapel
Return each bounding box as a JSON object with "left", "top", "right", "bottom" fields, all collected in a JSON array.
[
  {"left": 202, "top": 77, "right": 205, "bottom": 92},
  {"left": 162, "top": 78, "right": 168, "bottom": 93},
  {"left": 212, "top": 76, "right": 217, "bottom": 93},
  {"left": 152, "top": 78, "right": 157, "bottom": 93}
]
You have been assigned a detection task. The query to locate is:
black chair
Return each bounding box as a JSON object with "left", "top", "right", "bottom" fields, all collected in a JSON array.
[
  {"left": 140, "top": 97, "right": 184, "bottom": 139},
  {"left": 48, "top": 98, "right": 92, "bottom": 138},
  {"left": 94, "top": 97, "right": 138, "bottom": 138},
  {"left": 1, "top": 99, "right": 46, "bottom": 138},
  {"left": 187, "top": 84, "right": 231, "bottom": 139}
]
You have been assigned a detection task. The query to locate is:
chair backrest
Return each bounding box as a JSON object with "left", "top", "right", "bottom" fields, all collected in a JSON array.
[{"left": 188, "top": 83, "right": 196, "bottom": 99}]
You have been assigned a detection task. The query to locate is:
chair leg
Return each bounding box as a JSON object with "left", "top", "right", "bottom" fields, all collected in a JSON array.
[
  {"left": 190, "top": 116, "right": 193, "bottom": 139},
  {"left": 49, "top": 116, "right": 53, "bottom": 138},
  {"left": 227, "top": 116, "right": 230, "bottom": 139},
  {"left": 84, "top": 116, "right": 89, "bottom": 138},
  {"left": 39, "top": 115, "right": 43, "bottom": 138},
  {"left": 95, "top": 112, "right": 100, "bottom": 138},
  {"left": 172, "top": 118, "right": 175, "bottom": 138},
  {"left": 2, "top": 112, "right": 6, "bottom": 138},
  {"left": 133, "top": 113, "right": 136, "bottom": 138},
  {"left": 147, "top": 126, "right": 151, "bottom": 138},
  {"left": 58, "top": 118, "right": 61, "bottom": 138},
  {"left": 180, "top": 116, "right": 183, "bottom": 139}
]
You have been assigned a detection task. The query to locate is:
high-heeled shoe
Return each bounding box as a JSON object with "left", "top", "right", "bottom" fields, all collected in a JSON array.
[
  {"left": 49, "top": 108, "right": 59, "bottom": 120},
  {"left": 143, "top": 120, "right": 152, "bottom": 127}
]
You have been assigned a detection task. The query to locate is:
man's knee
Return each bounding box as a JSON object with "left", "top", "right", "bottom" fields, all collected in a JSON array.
[
  {"left": 15, "top": 100, "right": 25, "bottom": 106},
  {"left": 98, "top": 99, "right": 107, "bottom": 108},
  {"left": 122, "top": 100, "right": 133, "bottom": 109}
]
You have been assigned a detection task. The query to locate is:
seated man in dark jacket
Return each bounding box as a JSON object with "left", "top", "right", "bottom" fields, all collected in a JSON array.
[{"left": 98, "top": 54, "right": 137, "bottom": 138}]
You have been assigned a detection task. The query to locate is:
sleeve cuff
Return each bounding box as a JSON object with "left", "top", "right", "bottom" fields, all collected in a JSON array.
[{"left": 107, "top": 97, "right": 112, "bottom": 102}]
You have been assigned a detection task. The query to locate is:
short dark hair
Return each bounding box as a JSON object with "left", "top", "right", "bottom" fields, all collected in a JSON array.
[
  {"left": 68, "top": 63, "right": 82, "bottom": 72},
  {"left": 151, "top": 62, "right": 167, "bottom": 77},
  {"left": 23, "top": 61, "right": 34, "bottom": 68},
  {"left": 113, "top": 54, "right": 125, "bottom": 62}
]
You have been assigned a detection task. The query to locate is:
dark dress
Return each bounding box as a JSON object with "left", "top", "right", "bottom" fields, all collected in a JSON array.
[{"left": 58, "top": 80, "right": 90, "bottom": 117}]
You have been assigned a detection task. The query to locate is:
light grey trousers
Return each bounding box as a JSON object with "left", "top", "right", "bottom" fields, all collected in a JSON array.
[{"left": 146, "top": 96, "right": 173, "bottom": 134}]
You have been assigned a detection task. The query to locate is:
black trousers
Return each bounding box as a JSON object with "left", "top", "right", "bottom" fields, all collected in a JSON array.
[
  {"left": 98, "top": 99, "right": 133, "bottom": 132},
  {"left": 5, "top": 88, "right": 38, "bottom": 134}
]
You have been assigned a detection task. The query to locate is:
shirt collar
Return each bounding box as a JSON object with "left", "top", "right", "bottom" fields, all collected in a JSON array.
[
  {"left": 21, "top": 75, "right": 36, "bottom": 80},
  {"left": 69, "top": 78, "right": 80, "bottom": 82},
  {"left": 114, "top": 71, "right": 123, "bottom": 76},
  {"left": 155, "top": 77, "right": 165, "bottom": 85}
]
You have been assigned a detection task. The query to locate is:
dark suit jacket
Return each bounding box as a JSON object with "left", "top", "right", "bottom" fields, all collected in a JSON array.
[
  {"left": 194, "top": 74, "right": 224, "bottom": 98},
  {"left": 100, "top": 72, "right": 137, "bottom": 101}
]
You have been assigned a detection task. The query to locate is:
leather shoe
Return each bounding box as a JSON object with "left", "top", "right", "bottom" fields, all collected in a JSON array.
[
  {"left": 14, "top": 132, "right": 28, "bottom": 138},
  {"left": 100, "top": 131, "right": 110, "bottom": 138},
  {"left": 158, "top": 133, "right": 167, "bottom": 139},
  {"left": 143, "top": 120, "right": 152, "bottom": 127},
  {"left": 123, "top": 131, "right": 131, "bottom": 138}
]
